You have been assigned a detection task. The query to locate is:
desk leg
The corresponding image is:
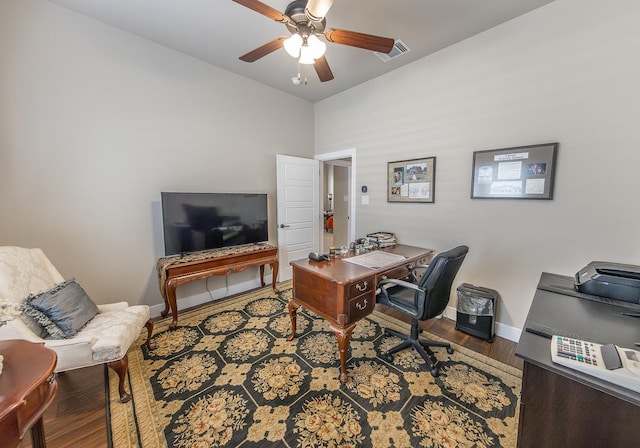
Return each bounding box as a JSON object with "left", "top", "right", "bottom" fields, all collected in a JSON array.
[
  {"left": 165, "top": 279, "right": 179, "bottom": 330},
  {"left": 286, "top": 300, "right": 299, "bottom": 341},
  {"left": 330, "top": 323, "right": 356, "bottom": 384}
]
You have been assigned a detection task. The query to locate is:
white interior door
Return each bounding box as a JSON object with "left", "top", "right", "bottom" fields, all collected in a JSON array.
[{"left": 276, "top": 155, "right": 320, "bottom": 281}]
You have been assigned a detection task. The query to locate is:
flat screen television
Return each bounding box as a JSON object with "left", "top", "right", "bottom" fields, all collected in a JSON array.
[{"left": 161, "top": 192, "right": 268, "bottom": 256}]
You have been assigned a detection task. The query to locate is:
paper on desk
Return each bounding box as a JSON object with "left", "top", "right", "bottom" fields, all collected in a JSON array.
[{"left": 342, "top": 251, "right": 406, "bottom": 269}]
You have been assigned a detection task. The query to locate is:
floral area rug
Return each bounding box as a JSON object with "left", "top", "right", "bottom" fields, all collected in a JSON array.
[{"left": 107, "top": 281, "right": 521, "bottom": 448}]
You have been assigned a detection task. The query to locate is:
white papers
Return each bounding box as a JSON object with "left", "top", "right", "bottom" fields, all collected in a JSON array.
[
  {"left": 409, "top": 182, "right": 430, "bottom": 199},
  {"left": 525, "top": 178, "right": 545, "bottom": 194},
  {"left": 497, "top": 161, "right": 522, "bottom": 180},
  {"left": 342, "top": 251, "right": 407, "bottom": 269},
  {"left": 489, "top": 181, "right": 523, "bottom": 195}
]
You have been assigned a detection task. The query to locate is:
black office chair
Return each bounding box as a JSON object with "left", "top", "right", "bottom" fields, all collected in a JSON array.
[{"left": 376, "top": 245, "right": 469, "bottom": 377}]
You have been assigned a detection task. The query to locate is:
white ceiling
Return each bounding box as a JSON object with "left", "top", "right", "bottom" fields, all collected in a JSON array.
[{"left": 46, "top": 0, "right": 556, "bottom": 103}]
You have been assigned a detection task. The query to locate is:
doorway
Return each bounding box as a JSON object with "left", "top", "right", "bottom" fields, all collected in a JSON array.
[{"left": 315, "top": 149, "right": 356, "bottom": 254}]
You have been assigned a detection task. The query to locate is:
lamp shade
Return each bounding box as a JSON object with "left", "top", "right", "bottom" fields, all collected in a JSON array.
[
  {"left": 298, "top": 45, "right": 315, "bottom": 64},
  {"left": 284, "top": 33, "right": 303, "bottom": 57},
  {"left": 307, "top": 34, "right": 326, "bottom": 59}
]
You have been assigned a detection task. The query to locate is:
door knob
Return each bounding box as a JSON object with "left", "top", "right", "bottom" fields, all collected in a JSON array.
[{"left": 279, "top": 224, "right": 290, "bottom": 228}]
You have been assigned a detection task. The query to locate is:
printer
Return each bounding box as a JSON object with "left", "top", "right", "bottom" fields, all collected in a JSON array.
[{"left": 575, "top": 261, "right": 640, "bottom": 304}]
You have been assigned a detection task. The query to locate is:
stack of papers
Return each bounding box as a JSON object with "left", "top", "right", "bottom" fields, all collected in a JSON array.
[
  {"left": 367, "top": 232, "right": 397, "bottom": 248},
  {"left": 343, "top": 251, "right": 406, "bottom": 269}
]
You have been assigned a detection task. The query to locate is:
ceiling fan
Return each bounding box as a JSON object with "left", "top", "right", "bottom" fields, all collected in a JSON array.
[{"left": 232, "top": 0, "right": 395, "bottom": 82}]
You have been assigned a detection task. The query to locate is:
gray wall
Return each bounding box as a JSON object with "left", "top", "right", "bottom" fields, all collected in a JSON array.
[
  {"left": 315, "top": 0, "right": 640, "bottom": 334},
  {"left": 0, "top": 0, "right": 314, "bottom": 307}
]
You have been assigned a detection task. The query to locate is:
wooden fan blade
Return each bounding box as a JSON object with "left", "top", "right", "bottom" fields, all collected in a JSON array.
[
  {"left": 325, "top": 29, "right": 395, "bottom": 54},
  {"left": 313, "top": 56, "right": 334, "bottom": 82},
  {"left": 232, "top": 0, "right": 288, "bottom": 23},
  {"left": 239, "top": 37, "right": 286, "bottom": 62}
]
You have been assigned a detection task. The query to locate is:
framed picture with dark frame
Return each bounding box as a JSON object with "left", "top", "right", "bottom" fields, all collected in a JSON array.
[
  {"left": 387, "top": 157, "right": 436, "bottom": 203},
  {"left": 471, "top": 143, "right": 558, "bottom": 200}
]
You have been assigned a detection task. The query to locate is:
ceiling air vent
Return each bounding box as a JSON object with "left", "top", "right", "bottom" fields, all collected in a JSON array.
[{"left": 374, "top": 39, "right": 411, "bottom": 62}]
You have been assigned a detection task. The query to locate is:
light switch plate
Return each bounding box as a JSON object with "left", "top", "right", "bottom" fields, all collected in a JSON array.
[{"left": 361, "top": 195, "right": 369, "bottom": 205}]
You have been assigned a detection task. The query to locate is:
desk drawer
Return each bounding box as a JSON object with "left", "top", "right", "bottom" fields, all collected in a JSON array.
[
  {"left": 348, "top": 277, "right": 373, "bottom": 298},
  {"left": 348, "top": 292, "right": 375, "bottom": 321},
  {"left": 377, "top": 266, "right": 412, "bottom": 283}
]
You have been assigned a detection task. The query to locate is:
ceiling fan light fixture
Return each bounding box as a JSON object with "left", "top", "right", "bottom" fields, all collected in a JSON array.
[
  {"left": 307, "top": 34, "right": 326, "bottom": 59},
  {"left": 298, "top": 44, "right": 316, "bottom": 64},
  {"left": 305, "top": 0, "right": 334, "bottom": 22},
  {"left": 284, "top": 33, "right": 303, "bottom": 57}
]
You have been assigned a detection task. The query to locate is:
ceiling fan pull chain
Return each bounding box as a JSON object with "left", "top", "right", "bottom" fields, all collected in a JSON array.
[
  {"left": 291, "top": 60, "right": 306, "bottom": 86},
  {"left": 299, "top": 60, "right": 308, "bottom": 85}
]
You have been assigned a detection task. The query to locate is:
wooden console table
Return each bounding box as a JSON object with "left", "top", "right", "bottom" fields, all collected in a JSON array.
[
  {"left": 157, "top": 243, "right": 279, "bottom": 329},
  {"left": 288, "top": 244, "right": 433, "bottom": 383},
  {"left": 0, "top": 340, "right": 57, "bottom": 448}
]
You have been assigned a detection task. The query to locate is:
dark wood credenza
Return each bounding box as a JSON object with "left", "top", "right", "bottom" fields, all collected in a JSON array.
[
  {"left": 288, "top": 244, "right": 433, "bottom": 383},
  {"left": 515, "top": 273, "right": 640, "bottom": 447},
  {"left": 157, "top": 244, "right": 279, "bottom": 329}
]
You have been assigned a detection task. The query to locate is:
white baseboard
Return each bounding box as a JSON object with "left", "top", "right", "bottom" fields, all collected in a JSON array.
[
  {"left": 441, "top": 305, "right": 522, "bottom": 343},
  {"left": 149, "top": 275, "right": 273, "bottom": 319}
]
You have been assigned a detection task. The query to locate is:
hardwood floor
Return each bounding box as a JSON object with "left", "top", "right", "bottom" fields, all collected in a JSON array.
[
  {"left": 379, "top": 304, "right": 524, "bottom": 370},
  {"left": 19, "top": 364, "right": 108, "bottom": 448},
  {"left": 19, "top": 310, "right": 523, "bottom": 448}
]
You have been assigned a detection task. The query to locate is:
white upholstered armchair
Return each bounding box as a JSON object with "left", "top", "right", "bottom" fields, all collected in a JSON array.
[{"left": 0, "top": 246, "right": 155, "bottom": 403}]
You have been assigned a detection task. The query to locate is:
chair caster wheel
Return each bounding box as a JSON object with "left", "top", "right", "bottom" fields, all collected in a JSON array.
[
  {"left": 430, "top": 368, "right": 439, "bottom": 377},
  {"left": 385, "top": 353, "right": 394, "bottom": 363},
  {"left": 446, "top": 347, "right": 454, "bottom": 354}
]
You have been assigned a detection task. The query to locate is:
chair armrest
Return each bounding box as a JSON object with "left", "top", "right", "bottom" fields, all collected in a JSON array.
[
  {"left": 97, "top": 302, "right": 129, "bottom": 313},
  {"left": 378, "top": 278, "right": 422, "bottom": 292},
  {"left": 377, "top": 278, "right": 427, "bottom": 317}
]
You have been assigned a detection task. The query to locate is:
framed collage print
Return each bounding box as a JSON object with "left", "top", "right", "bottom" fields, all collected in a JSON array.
[
  {"left": 471, "top": 143, "right": 558, "bottom": 199},
  {"left": 387, "top": 157, "right": 436, "bottom": 203}
]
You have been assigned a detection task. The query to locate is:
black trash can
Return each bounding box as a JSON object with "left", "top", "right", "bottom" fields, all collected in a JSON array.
[{"left": 455, "top": 283, "right": 498, "bottom": 342}]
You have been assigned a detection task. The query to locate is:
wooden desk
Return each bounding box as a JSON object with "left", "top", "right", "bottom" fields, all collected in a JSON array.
[
  {"left": 515, "top": 272, "right": 640, "bottom": 447},
  {"left": 157, "top": 244, "right": 279, "bottom": 329},
  {"left": 0, "top": 340, "right": 57, "bottom": 448},
  {"left": 288, "top": 244, "right": 433, "bottom": 383}
]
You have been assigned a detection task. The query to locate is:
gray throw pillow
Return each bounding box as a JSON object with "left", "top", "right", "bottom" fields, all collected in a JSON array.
[
  {"left": 27, "top": 279, "right": 99, "bottom": 338},
  {"left": 20, "top": 301, "right": 66, "bottom": 339}
]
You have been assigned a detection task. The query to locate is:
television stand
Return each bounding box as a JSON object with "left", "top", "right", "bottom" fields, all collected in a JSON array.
[{"left": 157, "top": 244, "right": 279, "bottom": 329}]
